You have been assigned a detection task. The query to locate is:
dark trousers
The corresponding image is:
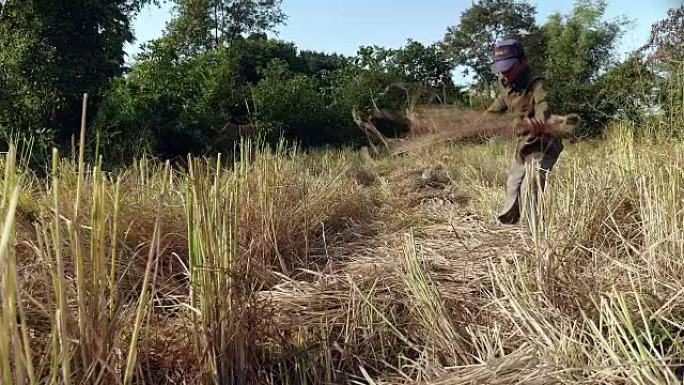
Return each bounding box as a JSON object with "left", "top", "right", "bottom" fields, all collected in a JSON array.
[{"left": 497, "top": 134, "right": 563, "bottom": 224}]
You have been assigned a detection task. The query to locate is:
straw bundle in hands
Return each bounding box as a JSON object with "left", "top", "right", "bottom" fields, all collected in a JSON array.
[
  {"left": 389, "top": 107, "right": 581, "bottom": 155},
  {"left": 407, "top": 107, "right": 581, "bottom": 139}
]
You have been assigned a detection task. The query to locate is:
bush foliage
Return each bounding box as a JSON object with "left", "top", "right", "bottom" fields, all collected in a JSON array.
[{"left": 0, "top": 0, "right": 682, "bottom": 164}]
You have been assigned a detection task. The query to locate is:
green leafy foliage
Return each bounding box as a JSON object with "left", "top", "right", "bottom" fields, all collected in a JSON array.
[
  {"left": 639, "top": 6, "right": 684, "bottom": 129},
  {"left": 444, "top": 0, "right": 544, "bottom": 84},
  {"left": 97, "top": 37, "right": 248, "bottom": 162},
  {"left": 0, "top": 5, "right": 56, "bottom": 157},
  {"left": 96, "top": 34, "right": 361, "bottom": 161},
  {"left": 641, "top": 6, "right": 684, "bottom": 64},
  {"left": 3, "top": 0, "right": 683, "bottom": 166},
  {"left": 251, "top": 61, "right": 362, "bottom": 146},
  {"left": 593, "top": 55, "right": 659, "bottom": 125},
  {"left": 351, "top": 43, "right": 460, "bottom": 110},
  {"left": 167, "top": 0, "right": 286, "bottom": 54},
  {"left": 97, "top": 35, "right": 461, "bottom": 160},
  {"left": 0, "top": 0, "right": 155, "bottom": 163},
  {"left": 543, "top": 0, "right": 627, "bottom": 134}
]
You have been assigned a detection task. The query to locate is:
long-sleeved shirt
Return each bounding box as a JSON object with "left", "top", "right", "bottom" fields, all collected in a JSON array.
[{"left": 486, "top": 66, "right": 551, "bottom": 125}]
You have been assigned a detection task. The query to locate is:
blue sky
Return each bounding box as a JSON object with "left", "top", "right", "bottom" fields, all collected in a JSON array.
[{"left": 126, "top": 0, "right": 681, "bottom": 82}]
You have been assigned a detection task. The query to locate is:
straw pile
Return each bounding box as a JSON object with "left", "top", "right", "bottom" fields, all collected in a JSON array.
[{"left": 390, "top": 106, "right": 581, "bottom": 155}]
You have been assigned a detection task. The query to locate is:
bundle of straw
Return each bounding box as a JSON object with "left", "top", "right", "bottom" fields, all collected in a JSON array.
[
  {"left": 388, "top": 107, "right": 582, "bottom": 155},
  {"left": 353, "top": 106, "right": 582, "bottom": 156},
  {"left": 407, "top": 107, "right": 581, "bottom": 139}
]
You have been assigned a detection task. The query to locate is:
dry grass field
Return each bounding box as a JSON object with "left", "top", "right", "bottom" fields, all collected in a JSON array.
[{"left": 2, "top": 117, "right": 684, "bottom": 384}]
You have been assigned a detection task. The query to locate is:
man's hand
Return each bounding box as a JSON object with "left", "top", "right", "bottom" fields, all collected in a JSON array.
[{"left": 526, "top": 116, "right": 546, "bottom": 136}]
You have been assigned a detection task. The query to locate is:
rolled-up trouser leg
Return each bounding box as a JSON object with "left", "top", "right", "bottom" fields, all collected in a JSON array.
[
  {"left": 497, "top": 159, "right": 527, "bottom": 224},
  {"left": 497, "top": 136, "right": 563, "bottom": 224},
  {"left": 520, "top": 137, "right": 563, "bottom": 223}
]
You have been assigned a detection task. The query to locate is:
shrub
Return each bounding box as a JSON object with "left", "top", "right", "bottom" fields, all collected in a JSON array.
[{"left": 252, "top": 61, "right": 362, "bottom": 145}]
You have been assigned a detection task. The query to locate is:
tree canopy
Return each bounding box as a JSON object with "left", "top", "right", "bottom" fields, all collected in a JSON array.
[
  {"left": 166, "top": 0, "right": 286, "bottom": 54},
  {"left": 0, "top": 0, "right": 156, "bottom": 156},
  {"left": 443, "top": 0, "right": 543, "bottom": 84},
  {"left": 1, "top": 0, "right": 681, "bottom": 165}
]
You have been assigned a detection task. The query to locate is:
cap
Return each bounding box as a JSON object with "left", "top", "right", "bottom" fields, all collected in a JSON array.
[{"left": 493, "top": 39, "right": 524, "bottom": 73}]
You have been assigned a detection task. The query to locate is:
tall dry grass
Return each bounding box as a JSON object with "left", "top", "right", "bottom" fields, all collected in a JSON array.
[
  {"left": 413, "top": 121, "right": 684, "bottom": 385},
  {"left": 0, "top": 133, "right": 392, "bottom": 384},
  {"left": 2, "top": 68, "right": 684, "bottom": 384}
]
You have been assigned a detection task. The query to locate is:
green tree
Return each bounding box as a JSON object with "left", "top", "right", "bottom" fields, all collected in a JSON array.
[
  {"left": 392, "top": 40, "right": 459, "bottom": 103},
  {"left": 393, "top": 41, "right": 453, "bottom": 86},
  {"left": 0, "top": 2, "right": 55, "bottom": 153},
  {"left": 594, "top": 54, "right": 659, "bottom": 125},
  {"left": 0, "top": 0, "right": 155, "bottom": 154},
  {"left": 297, "top": 50, "right": 350, "bottom": 77},
  {"left": 96, "top": 36, "right": 251, "bottom": 162},
  {"left": 543, "top": 0, "right": 626, "bottom": 133},
  {"left": 443, "top": 0, "right": 544, "bottom": 84},
  {"left": 234, "top": 33, "right": 301, "bottom": 82},
  {"left": 167, "top": 0, "right": 286, "bottom": 54},
  {"left": 252, "top": 60, "right": 361, "bottom": 146},
  {"left": 353, "top": 42, "right": 460, "bottom": 104},
  {"left": 309, "top": 41, "right": 465, "bottom": 141},
  {"left": 96, "top": 33, "right": 354, "bottom": 161},
  {"left": 638, "top": 6, "right": 684, "bottom": 127},
  {"left": 640, "top": 6, "right": 684, "bottom": 64}
]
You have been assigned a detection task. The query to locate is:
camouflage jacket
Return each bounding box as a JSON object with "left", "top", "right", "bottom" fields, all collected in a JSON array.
[{"left": 486, "top": 66, "right": 551, "bottom": 123}]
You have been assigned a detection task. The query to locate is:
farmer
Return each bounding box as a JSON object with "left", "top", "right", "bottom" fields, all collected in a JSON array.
[{"left": 486, "top": 39, "right": 563, "bottom": 225}]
